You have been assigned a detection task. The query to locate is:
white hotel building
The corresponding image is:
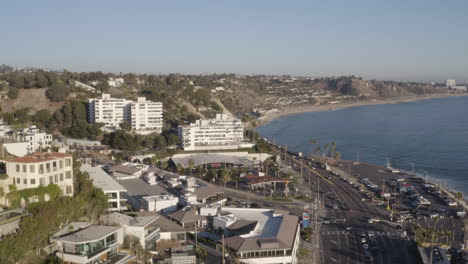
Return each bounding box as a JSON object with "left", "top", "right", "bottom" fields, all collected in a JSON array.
[
  {"left": 178, "top": 114, "right": 252, "bottom": 151},
  {"left": 88, "top": 94, "right": 163, "bottom": 134},
  {"left": 5, "top": 152, "right": 74, "bottom": 196}
]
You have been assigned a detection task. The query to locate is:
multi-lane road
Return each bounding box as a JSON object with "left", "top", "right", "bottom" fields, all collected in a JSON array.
[{"left": 272, "top": 145, "right": 422, "bottom": 264}]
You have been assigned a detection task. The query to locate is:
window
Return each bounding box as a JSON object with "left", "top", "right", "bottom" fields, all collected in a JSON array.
[
  {"left": 65, "top": 159, "right": 71, "bottom": 167},
  {"left": 16, "top": 178, "right": 20, "bottom": 184},
  {"left": 54, "top": 175, "right": 58, "bottom": 183},
  {"left": 66, "top": 186, "right": 72, "bottom": 194},
  {"left": 16, "top": 164, "right": 20, "bottom": 172},
  {"left": 30, "top": 165, "right": 35, "bottom": 173},
  {"left": 23, "top": 179, "right": 27, "bottom": 184},
  {"left": 39, "top": 164, "right": 44, "bottom": 174},
  {"left": 60, "top": 173, "right": 64, "bottom": 181},
  {"left": 53, "top": 162, "right": 57, "bottom": 171},
  {"left": 65, "top": 171, "right": 72, "bottom": 179},
  {"left": 23, "top": 165, "right": 27, "bottom": 173},
  {"left": 30, "top": 179, "right": 35, "bottom": 185},
  {"left": 46, "top": 163, "right": 50, "bottom": 173},
  {"left": 40, "top": 178, "right": 45, "bottom": 186},
  {"left": 49, "top": 176, "right": 53, "bottom": 184}
]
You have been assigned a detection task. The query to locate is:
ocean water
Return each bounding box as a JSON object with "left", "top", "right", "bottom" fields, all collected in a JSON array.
[{"left": 257, "top": 96, "right": 468, "bottom": 196}]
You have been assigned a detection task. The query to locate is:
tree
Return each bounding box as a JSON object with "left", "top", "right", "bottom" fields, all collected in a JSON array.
[
  {"left": 46, "top": 82, "right": 70, "bottom": 102},
  {"left": 32, "top": 109, "right": 51, "bottom": 129},
  {"left": 120, "top": 122, "right": 132, "bottom": 131},
  {"left": 154, "top": 135, "right": 167, "bottom": 151},
  {"left": 123, "top": 235, "right": 151, "bottom": 263},
  {"left": 7, "top": 87, "right": 19, "bottom": 99},
  {"left": 220, "top": 168, "right": 231, "bottom": 188},
  {"left": 166, "top": 134, "right": 180, "bottom": 146},
  {"left": 188, "top": 159, "right": 195, "bottom": 175},
  {"left": 196, "top": 245, "right": 207, "bottom": 263}
]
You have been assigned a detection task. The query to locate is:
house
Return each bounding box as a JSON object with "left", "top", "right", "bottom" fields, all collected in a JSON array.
[
  {"left": 100, "top": 212, "right": 160, "bottom": 251},
  {"left": 4, "top": 152, "right": 74, "bottom": 197},
  {"left": 5, "top": 125, "right": 53, "bottom": 154},
  {"left": 242, "top": 173, "right": 287, "bottom": 189},
  {"left": 51, "top": 223, "right": 134, "bottom": 264},
  {"left": 80, "top": 164, "right": 127, "bottom": 212},
  {"left": 168, "top": 208, "right": 207, "bottom": 229}
]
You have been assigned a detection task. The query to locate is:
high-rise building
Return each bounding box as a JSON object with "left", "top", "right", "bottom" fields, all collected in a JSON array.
[
  {"left": 129, "top": 97, "right": 163, "bottom": 134},
  {"left": 88, "top": 94, "right": 130, "bottom": 129},
  {"left": 5, "top": 152, "right": 74, "bottom": 197},
  {"left": 88, "top": 94, "right": 163, "bottom": 134},
  {"left": 446, "top": 79, "right": 456, "bottom": 87},
  {"left": 178, "top": 114, "right": 251, "bottom": 151}
]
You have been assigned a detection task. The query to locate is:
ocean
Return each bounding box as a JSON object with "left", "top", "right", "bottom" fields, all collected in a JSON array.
[{"left": 256, "top": 96, "right": 468, "bottom": 196}]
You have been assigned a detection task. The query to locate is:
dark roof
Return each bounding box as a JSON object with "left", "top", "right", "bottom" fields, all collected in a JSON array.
[
  {"left": 243, "top": 174, "right": 286, "bottom": 185},
  {"left": 56, "top": 225, "right": 121, "bottom": 243},
  {"left": 155, "top": 215, "right": 186, "bottom": 232},
  {"left": 109, "top": 164, "right": 141, "bottom": 175},
  {"left": 169, "top": 209, "right": 199, "bottom": 223},
  {"left": 227, "top": 220, "right": 258, "bottom": 230}
]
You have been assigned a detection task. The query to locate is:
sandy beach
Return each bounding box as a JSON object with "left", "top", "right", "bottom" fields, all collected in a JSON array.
[{"left": 257, "top": 93, "right": 467, "bottom": 126}]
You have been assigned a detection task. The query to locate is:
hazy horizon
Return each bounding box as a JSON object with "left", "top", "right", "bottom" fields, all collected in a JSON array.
[{"left": 2, "top": 0, "right": 468, "bottom": 82}]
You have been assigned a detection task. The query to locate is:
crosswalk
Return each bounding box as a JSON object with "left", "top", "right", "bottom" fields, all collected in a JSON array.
[{"left": 321, "top": 230, "right": 397, "bottom": 236}]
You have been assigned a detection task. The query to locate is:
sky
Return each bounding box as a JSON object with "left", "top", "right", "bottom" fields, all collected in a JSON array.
[{"left": 1, "top": 0, "right": 468, "bottom": 82}]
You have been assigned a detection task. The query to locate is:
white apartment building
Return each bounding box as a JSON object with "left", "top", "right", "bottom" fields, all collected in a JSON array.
[
  {"left": 88, "top": 94, "right": 131, "bottom": 129},
  {"left": 6, "top": 125, "right": 53, "bottom": 153},
  {"left": 129, "top": 97, "right": 163, "bottom": 134},
  {"left": 108, "top": 77, "right": 125, "bottom": 88},
  {"left": 446, "top": 79, "right": 456, "bottom": 87},
  {"left": 88, "top": 94, "right": 163, "bottom": 134},
  {"left": 5, "top": 152, "right": 74, "bottom": 196},
  {"left": 178, "top": 114, "right": 250, "bottom": 151}
]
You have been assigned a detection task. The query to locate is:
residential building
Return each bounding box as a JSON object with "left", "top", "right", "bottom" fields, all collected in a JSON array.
[
  {"left": 51, "top": 222, "right": 133, "bottom": 264},
  {"left": 5, "top": 152, "right": 74, "bottom": 197},
  {"left": 108, "top": 163, "right": 146, "bottom": 180},
  {"left": 216, "top": 207, "right": 300, "bottom": 264},
  {"left": 129, "top": 97, "right": 163, "bottom": 134},
  {"left": 142, "top": 195, "right": 179, "bottom": 213},
  {"left": 88, "top": 94, "right": 163, "bottom": 134},
  {"left": 446, "top": 79, "right": 456, "bottom": 87},
  {"left": 72, "top": 80, "right": 96, "bottom": 92},
  {"left": 168, "top": 208, "right": 207, "bottom": 229},
  {"left": 178, "top": 114, "right": 253, "bottom": 151},
  {"left": 81, "top": 164, "right": 127, "bottom": 212},
  {"left": 100, "top": 212, "right": 161, "bottom": 250},
  {"left": 108, "top": 77, "right": 125, "bottom": 88},
  {"left": 88, "top": 94, "right": 131, "bottom": 129},
  {"left": 6, "top": 125, "right": 53, "bottom": 153}
]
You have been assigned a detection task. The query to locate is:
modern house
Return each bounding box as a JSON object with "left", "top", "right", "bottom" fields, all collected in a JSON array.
[
  {"left": 52, "top": 223, "right": 133, "bottom": 264},
  {"left": 5, "top": 152, "right": 74, "bottom": 197},
  {"left": 5, "top": 125, "right": 53, "bottom": 154},
  {"left": 80, "top": 164, "right": 127, "bottom": 212},
  {"left": 178, "top": 114, "right": 254, "bottom": 151}
]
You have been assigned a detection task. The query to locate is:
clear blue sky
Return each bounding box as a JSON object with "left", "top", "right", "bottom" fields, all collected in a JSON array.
[{"left": 2, "top": 0, "right": 468, "bottom": 81}]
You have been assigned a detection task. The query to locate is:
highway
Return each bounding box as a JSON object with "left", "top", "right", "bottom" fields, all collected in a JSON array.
[{"left": 272, "top": 145, "right": 422, "bottom": 264}]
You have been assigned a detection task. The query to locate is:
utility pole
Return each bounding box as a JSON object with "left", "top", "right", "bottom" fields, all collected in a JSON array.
[
  {"left": 409, "top": 162, "right": 415, "bottom": 175},
  {"left": 222, "top": 233, "right": 225, "bottom": 264},
  {"left": 195, "top": 221, "right": 198, "bottom": 248},
  {"left": 356, "top": 151, "right": 360, "bottom": 164}
]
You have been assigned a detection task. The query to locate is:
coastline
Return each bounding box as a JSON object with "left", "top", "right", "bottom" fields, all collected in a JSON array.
[{"left": 256, "top": 93, "right": 467, "bottom": 126}]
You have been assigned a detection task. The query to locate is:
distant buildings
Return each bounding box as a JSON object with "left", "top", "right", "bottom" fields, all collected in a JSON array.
[
  {"left": 5, "top": 125, "right": 53, "bottom": 154},
  {"left": 5, "top": 152, "right": 74, "bottom": 197},
  {"left": 88, "top": 94, "right": 163, "bottom": 134},
  {"left": 446, "top": 79, "right": 467, "bottom": 91},
  {"left": 178, "top": 114, "right": 253, "bottom": 151},
  {"left": 108, "top": 77, "right": 125, "bottom": 88}
]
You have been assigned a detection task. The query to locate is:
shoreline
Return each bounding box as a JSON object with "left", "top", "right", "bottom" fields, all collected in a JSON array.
[{"left": 256, "top": 93, "right": 467, "bottom": 126}]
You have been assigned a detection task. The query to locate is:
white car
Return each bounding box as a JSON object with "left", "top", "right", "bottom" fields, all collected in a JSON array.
[
  {"left": 363, "top": 244, "right": 369, "bottom": 250},
  {"left": 361, "top": 238, "right": 366, "bottom": 243},
  {"left": 368, "top": 231, "right": 375, "bottom": 237}
]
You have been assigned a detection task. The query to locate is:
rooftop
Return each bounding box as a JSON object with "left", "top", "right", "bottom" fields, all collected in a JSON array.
[
  {"left": 117, "top": 178, "right": 169, "bottom": 197},
  {"left": 81, "top": 164, "right": 126, "bottom": 192},
  {"left": 55, "top": 225, "right": 121, "bottom": 243},
  {"left": 171, "top": 154, "right": 255, "bottom": 168},
  {"left": 219, "top": 207, "right": 299, "bottom": 252},
  {"left": 6, "top": 152, "right": 72, "bottom": 163},
  {"left": 109, "top": 164, "right": 142, "bottom": 175},
  {"left": 100, "top": 212, "right": 158, "bottom": 227}
]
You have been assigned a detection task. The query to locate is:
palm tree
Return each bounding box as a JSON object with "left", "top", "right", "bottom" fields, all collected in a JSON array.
[
  {"left": 188, "top": 159, "right": 195, "bottom": 175},
  {"left": 322, "top": 143, "right": 329, "bottom": 157},
  {"left": 220, "top": 169, "right": 231, "bottom": 188},
  {"left": 330, "top": 142, "right": 337, "bottom": 159}
]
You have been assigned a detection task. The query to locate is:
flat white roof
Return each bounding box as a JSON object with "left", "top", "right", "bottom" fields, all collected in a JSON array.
[
  {"left": 81, "top": 164, "right": 127, "bottom": 192},
  {"left": 220, "top": 208, "right": 281, "bottom": 239}
]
